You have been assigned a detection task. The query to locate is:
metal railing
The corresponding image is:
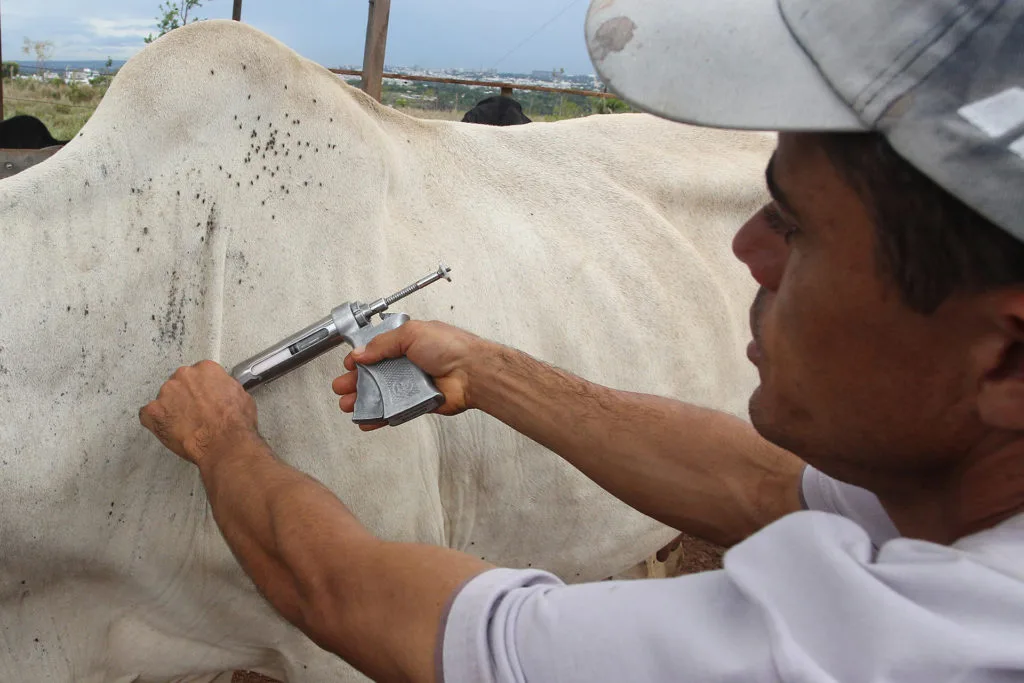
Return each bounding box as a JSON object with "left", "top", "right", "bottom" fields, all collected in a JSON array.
[{"left": 330, "top": 68, "right": 618, "bottom": 100}]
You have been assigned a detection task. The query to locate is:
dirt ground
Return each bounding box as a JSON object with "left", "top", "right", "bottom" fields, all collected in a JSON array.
[
  {"left": 230, "top": 533, "right": 723, "bottom": 682},
  {"left": 234, "top": 673, "right": 278, "bottom": 683}
]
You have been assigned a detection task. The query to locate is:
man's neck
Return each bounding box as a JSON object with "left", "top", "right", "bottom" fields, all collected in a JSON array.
[{"left": 876, "top": 434, "right": 1024, "bottom": 544}]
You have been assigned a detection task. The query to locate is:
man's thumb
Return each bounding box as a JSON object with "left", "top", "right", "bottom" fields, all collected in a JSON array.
[{"left": 350, "top": 327, "right": 406, "bottom": 365}]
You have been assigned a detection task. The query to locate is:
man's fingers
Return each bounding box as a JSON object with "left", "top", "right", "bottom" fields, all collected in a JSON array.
[
  {"left": 336, "top": 393, "right": 381, "bottom": 428},
  {"left": 340, "top": 328, "right": 410, "bottom": 395},
  {"left": 138, "top": 401, "right": 158, "bottom": 432},
  {"left": 337, "top": 392, "right": 357, "bottom": 413},
  {"left": 139, "top": 401, "right": 171, "bottom": 443},
  {"left": 332, "top": 371, "right": 358, "bottom": 396},
  {"left": 349, "top": 325, "right": 412, "bottom": 365},
  {"left": 194, "top": 359, "right": 223, "bottom": 373}
]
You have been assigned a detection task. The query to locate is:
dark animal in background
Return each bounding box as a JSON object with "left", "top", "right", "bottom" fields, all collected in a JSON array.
[
  {"left": 461, "top": 96, "right": 532, "bottom": 126},
  {"left": 0, "top": 115, "right": 67, "bottom": 149}
]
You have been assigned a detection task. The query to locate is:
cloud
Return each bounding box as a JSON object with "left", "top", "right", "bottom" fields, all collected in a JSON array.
[
  {"left": 5, "top": 15, "right": 156, "bottom": 60},
  {"left": 71, "top": 16, "right": 159, "bottom": 59},
  {"left": 84, "top": 18, "right": 155, "bottom": 40}
]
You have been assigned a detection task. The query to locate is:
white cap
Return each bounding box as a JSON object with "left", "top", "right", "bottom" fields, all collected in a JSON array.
[{"left": 585, "top": 0, "right": 1024, "bottom": 240}]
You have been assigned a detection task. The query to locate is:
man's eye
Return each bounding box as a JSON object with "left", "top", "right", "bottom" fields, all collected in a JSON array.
[{"left": 763, "top": 204, "right": 798, "bottom": 243}]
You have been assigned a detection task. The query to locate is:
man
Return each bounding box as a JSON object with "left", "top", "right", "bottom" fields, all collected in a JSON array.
[{"left": 139, "top": 0, "right": 1024, "bottom": 681}]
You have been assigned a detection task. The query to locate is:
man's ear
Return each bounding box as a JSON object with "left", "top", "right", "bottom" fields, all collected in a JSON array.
[{"left": 976, "top": 292, "right": 1024, "bottom": 431}]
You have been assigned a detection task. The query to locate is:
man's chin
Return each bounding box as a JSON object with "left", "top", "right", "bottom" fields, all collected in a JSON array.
[
  {"left": 747, "top": 385, "right": 766, "bottom": 429},
  {"left": 747, "top": 386, "right": 793, "bottom": 451}
]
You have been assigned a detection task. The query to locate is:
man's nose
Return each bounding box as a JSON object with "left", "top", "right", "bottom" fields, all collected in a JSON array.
[{"left": 732, "top": 207, "right": 788, "bottom": 291}]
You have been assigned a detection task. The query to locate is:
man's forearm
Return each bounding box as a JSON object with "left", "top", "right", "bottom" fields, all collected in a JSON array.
[
  {"left": 197, "top": 436, "right": 491, "bottom": 683},
  {"left": 197, "top": 436, "right": 361, "bottom": 632},
  {"left": 469, "top": 346, "right": 805, "bottom": 546}
]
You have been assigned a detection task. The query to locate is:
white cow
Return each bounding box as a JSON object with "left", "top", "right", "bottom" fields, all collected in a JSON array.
[{"left": 0, "top": 20, "right": 772, "bottom": 683}]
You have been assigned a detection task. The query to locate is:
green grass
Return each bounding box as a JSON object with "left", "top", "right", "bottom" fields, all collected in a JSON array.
[{"left": 2, "top": 77, "right": 108, "bottom": 140}]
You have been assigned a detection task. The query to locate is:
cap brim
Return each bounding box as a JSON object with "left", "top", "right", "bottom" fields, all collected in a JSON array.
[{"left": 585, "top": 0, "right": 867, "bottom": 132}]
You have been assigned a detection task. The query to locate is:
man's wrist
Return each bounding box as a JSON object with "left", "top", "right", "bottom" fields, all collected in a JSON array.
[
  {"left": 192, "top": 428, "right": 270, "bottom": 474},
  {"left": 462, "top": 341, "right": 533, "bottom": 415}
]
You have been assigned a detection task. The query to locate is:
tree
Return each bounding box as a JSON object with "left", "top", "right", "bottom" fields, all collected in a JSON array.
[
  {"left": 559, "top": 99, "right": 581, "bottom": 119},
  {"left": 1, "top": 62, "right": 19, "bottom": 79},
  {"left": 145, "top": 1, "right": 205, "bottom": 44},
  {"left": 593, "top": 96, "right": 632, "bottom": 115},
  {"left": 22, "top": 38, "right": 55, "bottom": 77}
]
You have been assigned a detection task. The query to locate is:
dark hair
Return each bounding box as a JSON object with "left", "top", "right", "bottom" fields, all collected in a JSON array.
[{"left": 819, "top": 132, "right": 1024, "bottom": 314}]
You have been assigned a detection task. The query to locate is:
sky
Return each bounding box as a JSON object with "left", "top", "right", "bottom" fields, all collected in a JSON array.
[{"left": 0, "top": 0, "right": 598, "bottom": 74}]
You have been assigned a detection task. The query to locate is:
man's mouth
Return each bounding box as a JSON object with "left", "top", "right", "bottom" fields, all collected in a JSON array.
[{"left": 746, "top": 339, "right": 762, "bottom": 365}]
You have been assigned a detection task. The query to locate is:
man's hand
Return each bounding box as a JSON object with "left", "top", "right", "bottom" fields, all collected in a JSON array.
[
  {"left": 332, "top": 320, "right": 491, "bottom": 429},
  {"left": 139, "top": 357, "right": 489, "bottom": 683},
  {"left": 139, "top": 360, "right": 260, "bottom": 466}
]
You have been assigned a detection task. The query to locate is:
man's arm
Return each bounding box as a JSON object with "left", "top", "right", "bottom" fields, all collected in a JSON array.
[
  {"left": 140, "top": 362, "right": 493, "bottom": 683},
  {"left": 471, "top": 345, "right": 804, "bottom": 546},
  {"left": 338, "top": 322, "right": 805, "bottom": 547}
]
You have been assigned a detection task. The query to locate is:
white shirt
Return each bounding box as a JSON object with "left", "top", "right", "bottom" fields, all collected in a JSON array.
[
  {"left": 441, "top": 464, "right": 1024, "bottom": 682},
  {"left": 798, "top": 464, "right": 900, "bottom": 549}
]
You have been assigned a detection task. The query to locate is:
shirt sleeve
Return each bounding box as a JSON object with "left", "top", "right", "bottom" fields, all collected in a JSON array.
[
  {"left": 440, "top": 511, "right": 1024, "bottom": 683},
  {"left": 800, "top": 463, "right": 899, "bottom": 548},
  {"left": 441, "top": 565, "right": 781, "bottom": 683}
]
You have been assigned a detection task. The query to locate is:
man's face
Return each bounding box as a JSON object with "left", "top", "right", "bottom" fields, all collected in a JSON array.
[{"left": 733, "top": 133, "right": 984, "bottom": 489}]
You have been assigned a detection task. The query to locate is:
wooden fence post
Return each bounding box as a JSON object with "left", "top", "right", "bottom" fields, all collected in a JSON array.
[
  {"left": 362, "top": 0, "right": 391, "bottom": 102},
  {"left": 500, "top": 86, "right": 514, "bottom": 98},
  {"left": 232, "top": 0, "right": 242, "bottom": 21}
]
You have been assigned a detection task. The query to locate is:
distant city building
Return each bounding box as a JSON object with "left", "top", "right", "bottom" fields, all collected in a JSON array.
[
  {"left": 331, "top": 63, "right": 610, "bottom": 98},
  {"left": 64, "top": 67, "right": 95, "bottom": 85}
]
